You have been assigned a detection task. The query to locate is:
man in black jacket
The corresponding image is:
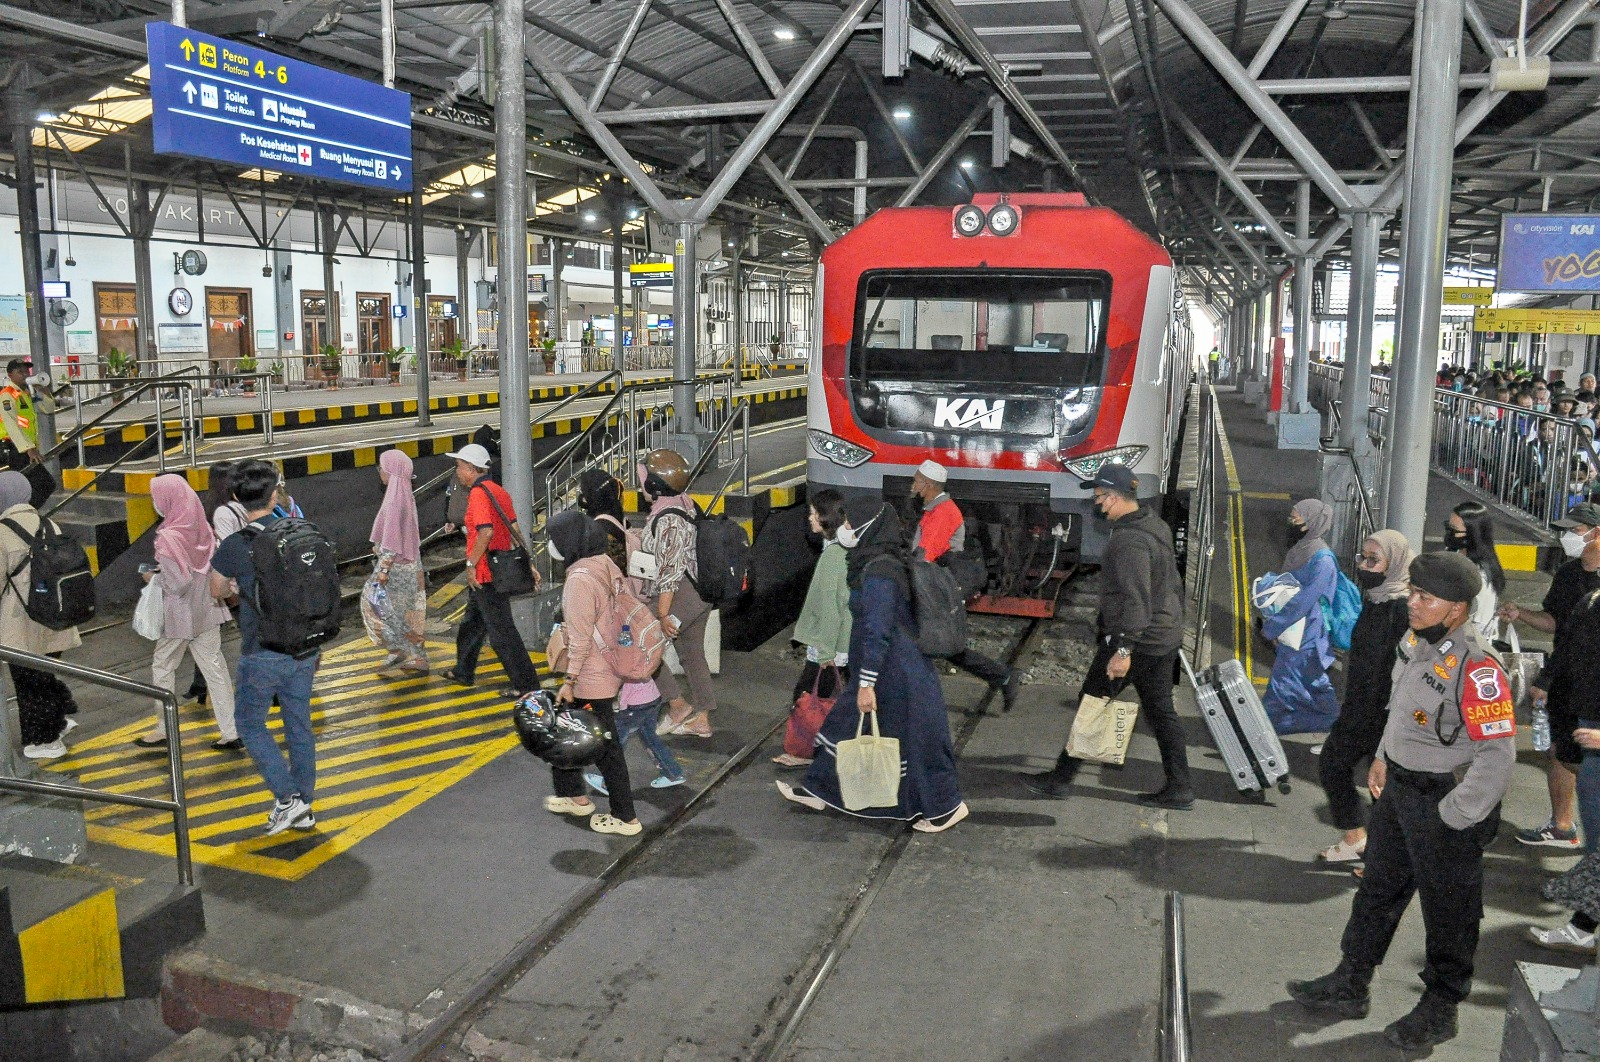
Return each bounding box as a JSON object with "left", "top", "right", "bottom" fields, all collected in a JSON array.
[{"left": 1023, "top": 464, "right": 1193, "bottom": 809}]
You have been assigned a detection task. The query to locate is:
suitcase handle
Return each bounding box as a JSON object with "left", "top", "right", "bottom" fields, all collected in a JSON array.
[{"left": 1178, "top": 649, "right": 1203, "bottom": 690}]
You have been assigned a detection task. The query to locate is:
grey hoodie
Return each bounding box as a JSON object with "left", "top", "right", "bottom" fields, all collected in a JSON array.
[{"left": 1099, "top": 505, "right": 1185, "bottom": 654}]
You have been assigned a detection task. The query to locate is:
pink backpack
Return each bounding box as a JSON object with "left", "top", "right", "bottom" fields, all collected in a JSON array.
[{"left": 573, "top": 569, "right": 668, "bottom": 682}]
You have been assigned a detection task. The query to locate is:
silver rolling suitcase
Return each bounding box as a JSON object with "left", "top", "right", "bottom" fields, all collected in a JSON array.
[{"left": 1180, "top": 652, "right": 1291, "bottom": 797}]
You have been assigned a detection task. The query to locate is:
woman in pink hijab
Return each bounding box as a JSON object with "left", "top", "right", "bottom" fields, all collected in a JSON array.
[
  {"left": 135, "top": 474, "right": 239, "bottom": 751},
  {"left": 361, "top": 448, "right": 429, "bottom": 674}
]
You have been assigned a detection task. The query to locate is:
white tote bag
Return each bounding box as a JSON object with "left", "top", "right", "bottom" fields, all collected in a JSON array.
[
  {"left": 132, "top": 581, "right": 165, "bottom": 641},
  {"left": 836, "top": 711, "right": 902, "bottom": 811}
]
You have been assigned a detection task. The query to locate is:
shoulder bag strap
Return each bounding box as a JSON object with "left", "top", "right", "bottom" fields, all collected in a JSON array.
[
  {"left": 0, "top": 516, "right": 37, "bottom": 604},
  {"left": 472, "top": 482, "right": 529, "bottom": 551}
]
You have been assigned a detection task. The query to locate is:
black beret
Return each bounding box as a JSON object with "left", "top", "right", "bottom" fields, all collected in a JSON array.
[{"left": 1407, "top": 551, "right": 1482, "bottom": 604}]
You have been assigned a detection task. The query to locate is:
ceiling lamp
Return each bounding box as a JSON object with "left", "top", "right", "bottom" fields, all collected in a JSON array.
[
  {"left": 1321, "top": 0, "right": 1349, "bottom": 20},
  {"left": 773, "top": 26, "right": 796, "bottom": 40}
]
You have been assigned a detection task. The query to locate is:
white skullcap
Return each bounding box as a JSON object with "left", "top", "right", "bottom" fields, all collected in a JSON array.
[{"left": 917, "top": 459, "right": 948, "bottom": 483}]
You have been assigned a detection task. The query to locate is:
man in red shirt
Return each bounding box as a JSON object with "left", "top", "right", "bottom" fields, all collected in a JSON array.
[
  {"left": 441, "top": 443, "right": 540, "bottom": 695},
  {"left": 910, "top": 460, "right": 1017, "bottom": 711}
]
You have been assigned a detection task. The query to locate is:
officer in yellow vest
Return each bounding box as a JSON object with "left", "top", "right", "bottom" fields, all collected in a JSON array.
[{"left": 0, "top": 358, "right": 42, "bottom": 467}]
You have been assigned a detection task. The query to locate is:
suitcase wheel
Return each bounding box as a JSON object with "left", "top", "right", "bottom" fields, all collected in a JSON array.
[{"left": 1277, "top": 779, "right": 1292, "bottom": 795}]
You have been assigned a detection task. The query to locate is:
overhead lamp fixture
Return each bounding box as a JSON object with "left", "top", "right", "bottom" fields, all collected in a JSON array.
[
  {"left": 1320, "top": 0, "right": 1349, "bottom": 20},
  {"left": 627, "top": 207, "right": 640, "bottom": 219},
  {"left": 773, "top": 26, "right": 797, "bottom": 40},
  {"left": 892, "top": 106, "right": 912, "bottom": 120},
  {"left": 469, "top": 188, "right": 486, "bottom": 199},
  {"left": 34, "top": 111, "right": 53, "bottom": 124},
  {"left": 959, "top": 158, "right": 976, "bottom": 169},
  {"left": 584, "top": 211, "right": 598, "bottom": 222}
]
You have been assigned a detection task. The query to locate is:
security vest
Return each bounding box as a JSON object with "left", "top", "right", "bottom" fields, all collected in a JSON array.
[{"left": 0, "top": 384, "right": 35, "bottom": 447}]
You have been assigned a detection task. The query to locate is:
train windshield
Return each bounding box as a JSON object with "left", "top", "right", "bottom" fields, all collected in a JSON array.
[{"left": 853, "top": 271, "right": 1110, "bottom": 387}]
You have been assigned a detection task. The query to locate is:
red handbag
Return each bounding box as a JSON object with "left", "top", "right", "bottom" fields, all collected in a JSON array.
[{"left": 784, "top": 665, "right": 840, "bottom": 759}]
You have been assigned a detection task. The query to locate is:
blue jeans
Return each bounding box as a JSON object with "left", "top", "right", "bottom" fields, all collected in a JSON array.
[
  {"left": 235, "top": 650, "right": 319, "bottom": 804},
  {"left": 616, "top": 700, "right": 684, "bottom": 780},
  {"left": 1580, "top": 717, "right": 1600, "bottom": 857}
]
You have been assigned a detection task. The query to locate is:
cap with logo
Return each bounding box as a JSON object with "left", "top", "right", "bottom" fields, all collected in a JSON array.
[
  {"left": 915, "top": 459, "right": 948, "bottom": 484},
  {"left": 1079, "top": 463, "right": 1140, "bottom": 496},
  {"left": 445, "top": 443, "right": 493, "bottom": 470},
  {"left": 1555, "top": 502, "right": 1600, "bottom": 530}
]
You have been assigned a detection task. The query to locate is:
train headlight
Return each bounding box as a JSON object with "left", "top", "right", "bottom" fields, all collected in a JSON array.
[
  {"left": 987, "top": 203, "right": 1019, "bottom": 236},
  {"left": 1061, "top": 445, "right": 1148, "bottom": 480},
  {"left": 953, "top": 204, "right": 987, "bottom": 238},
  {"left": 809, "top": 429, "right": 875, "bottom": 468}
]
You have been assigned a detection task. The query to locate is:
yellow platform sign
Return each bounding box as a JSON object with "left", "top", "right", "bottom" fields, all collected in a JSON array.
[
  {"left": 47, "top": 585, "right": 533, "bottom": 881},
  {"left": 1473, "top": 307, "right": 1600, "bottom": 335},
  {"left": 1443, "top": 286, "right": 1493, "bottom": 306},
  {"left": 628, "top": 262, "right": 673, "bottom": 275}
]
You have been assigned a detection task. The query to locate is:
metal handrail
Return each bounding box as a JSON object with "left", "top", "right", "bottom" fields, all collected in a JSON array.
[
  {"left": 698, "top": 400, "right": 752, "bottom": 515},
  {"left": 338, "top": 462, "right": 461, "bottom": 570},
  {"left": 26, "top": 367, "right": 201, "bottom": 468},
  {"left": 39, "top": 428, "right": 166, "bottom": 520},
  {"left": 0, "top": 646, "right": 192, "bottom": 885},
  {"left": 1158, "top": 891, "right": 1191, "bottom": 1062},
  {"left": 1188, "top": 384, "right": 1219, "bottom": 665}
]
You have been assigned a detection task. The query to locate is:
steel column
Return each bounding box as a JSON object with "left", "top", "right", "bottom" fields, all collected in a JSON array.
[
  {"left": 551, "top": 238, "right": 566, "bottom": 341},
  {"left": 672, "top": 221, "right": 700, "bottom": 436},
  {"left": 495, "top": 0, "right": 532, "bottom": 525},
  {"left": 1338, "top": 210, "right": 1384, "bottom": 449},
  {"left": 411, "top": 174, "right": 430, "bottom": 427},
  {"left": 321, "top": 208, "right": 339, "bottom": 386},
  {"left": 589, "top": 0, "right": 654, "bottom": 109},
  {"left": 9, "top": 95, "right": 55, "bottom": 447},
  {"left": 1290, "top": 181, "right": 1314, "bottom": 413},
  {"left": 1384, "top": 0, "right": 1464, "bottom": 542},
  {"left": 456, "top": 228, "right": 474, "bottom": 349},
  {"left": 612, "top": 220, "right": 626, "bottom": 374}
]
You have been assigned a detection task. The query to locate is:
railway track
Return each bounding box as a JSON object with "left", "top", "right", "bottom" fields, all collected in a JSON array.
[{"left": 387, "top": 608, "right": 1052, "bottom": 1062}]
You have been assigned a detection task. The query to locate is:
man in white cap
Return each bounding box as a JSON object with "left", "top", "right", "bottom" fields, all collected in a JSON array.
[
  {"left": 909, "top": 459, "right": 1018, "bottom": 710},
  {"left": 440, "top": 443, "right": 540, "bottom": 695}
]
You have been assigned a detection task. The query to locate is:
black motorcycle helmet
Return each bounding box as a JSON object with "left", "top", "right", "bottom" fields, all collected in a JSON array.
[{"left": 511, "top": 690, "right": 607, "bottom": 769}]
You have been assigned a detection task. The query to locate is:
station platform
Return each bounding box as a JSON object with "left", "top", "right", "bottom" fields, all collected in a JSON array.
[
  {"left": 3, "top": 385, "right": 1583, "bottom": 1062},
  {"left": 64, "top": 363, "right": 805, "bottom": 465}
]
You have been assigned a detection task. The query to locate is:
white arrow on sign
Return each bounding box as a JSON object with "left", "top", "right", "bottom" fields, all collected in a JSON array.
[{"left": 182, "top": 81, "right": 197, "bottom": 104}]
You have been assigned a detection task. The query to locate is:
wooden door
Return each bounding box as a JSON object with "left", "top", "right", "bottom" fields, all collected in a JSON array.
[
  {"left": 356, "top": 293, "right": 390, "bottom": 354},
  {"left": 94, "top": 283, "right": 138, "bottom": 363},
  {"left": 206, "top": 287, "right": 253, "bottom": 368},
  {"left": 300, "top": 291, "right": 340, "bottom": 356},
  {"left": 426, "top": 296, "right": 457, "bottom": 356}
]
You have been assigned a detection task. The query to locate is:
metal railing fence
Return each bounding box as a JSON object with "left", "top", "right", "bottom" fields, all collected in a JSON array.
[
  {"left": 1186, "top": 384, "right": 1219, "bottom": 666},
  {"left": 0, "top": 647, "right": 192, "bottom": 885},
  {"left": 1158, "top": 891, "right": 1191, "bottom": 1062}
]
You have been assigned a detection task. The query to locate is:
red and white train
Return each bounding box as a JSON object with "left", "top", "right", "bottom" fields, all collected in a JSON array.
[{"left": 806, "top": 192, "right": 1193, "bottom": 586}]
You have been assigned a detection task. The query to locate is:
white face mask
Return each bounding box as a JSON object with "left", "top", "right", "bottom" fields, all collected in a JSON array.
[
  {"left": 1561, "top": 529, "right": 1590, "bottom": 558},
  {"left": 837, "top": 514, "right": 877, "bottom": 549},
  {"left": 547, "top": 539, "right": 565, "bottom": 563}
]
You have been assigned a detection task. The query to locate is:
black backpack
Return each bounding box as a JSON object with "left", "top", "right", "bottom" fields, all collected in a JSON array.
[
  {"left": 910, "top": 558, "right": 968, "bottom": 658},
  {"left": 243, "top": 518, "right": 341, "bottom": 658},
  {"left": 650, "top": 505, "right": 750, "bottom": 609},
  {"left": 1, "top": 515, "right": 95, "bottom": 631}
]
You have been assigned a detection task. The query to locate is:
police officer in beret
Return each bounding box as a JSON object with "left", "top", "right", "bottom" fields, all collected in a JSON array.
[{"left": 1289, "top": 552, "right": 1516, "bottom": 1051}]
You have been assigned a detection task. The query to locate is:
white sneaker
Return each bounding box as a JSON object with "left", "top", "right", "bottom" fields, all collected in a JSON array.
[
  {"left": 22, "top": 740, "right": 67, "bottom": 760},
  {"left": 264, "top": 796, "right": 310, "bottom": 836},
  {"left": 589, "top": 813, "right": 642, "bottom": 836},
  {"left": 1529, "top": 922, "right": 1598, "bottom": 954},
  {"left": 60, "top": 718, "right": 79, "bottom": 737},
  {"left": 543, "top": 795, "right": 595, "bottom": 817}
]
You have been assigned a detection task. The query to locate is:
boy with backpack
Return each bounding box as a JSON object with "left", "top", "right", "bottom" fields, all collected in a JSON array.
[{"left": 210, "top": 460, "right": 342, "bottom": 836}]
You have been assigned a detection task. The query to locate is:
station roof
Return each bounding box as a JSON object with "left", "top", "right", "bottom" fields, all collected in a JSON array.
[{"left": 3, "top": 0, "right": 1599, "bottom": 298}]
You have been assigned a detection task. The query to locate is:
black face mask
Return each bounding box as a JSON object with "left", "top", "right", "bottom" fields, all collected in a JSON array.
[
  {"left": 1413, "top": 621, "right": 1451, "bottom": 644},
  {"left": 1355, "top": 568, "right": 1384, "bottom": 590},
  {"left": 1443, "top": 529, "right": 1468, "bottom": 551},
  {"left": 1285, "top": 524, "right": 1307, "bottom": 548}
]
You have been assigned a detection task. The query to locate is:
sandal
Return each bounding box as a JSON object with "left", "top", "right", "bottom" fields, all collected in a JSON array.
[
  {"left": 913, "top": 802, "right": 970, "bottom": 833},
  {"left": 656, "top": 707, "right": 694, "bottom": 736},
  {"left": 1317, "top": 839, "right": 1366, "bottom": 863},
  {"left": 771, "top": 753, "right": 813, "bottom": 768},
  {"left": 776, "top": 781, "right": 826, "bottom": 811}
]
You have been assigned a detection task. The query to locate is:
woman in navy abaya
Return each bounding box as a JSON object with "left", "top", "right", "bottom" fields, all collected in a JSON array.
[{"left": 777, "top": 494, "right": 969, "bottom": 833}]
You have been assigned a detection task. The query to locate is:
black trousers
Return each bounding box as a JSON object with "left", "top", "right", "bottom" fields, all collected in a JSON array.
[
  {"left": 455, "top": 584, "right": 539, "bottom": 692},
  {"left": 1318, "top": 705, "right": 1389, "bottom": 831},
  {"left": 550, "top": 697, "right": 636, "bottom": 822},
  {"left": 1340, "top": 763, "right": 1499, "bottom": 1004},
  {"left": 12, "top": 660, "right": 76, "bottom": 745},
  {"left": 947, "top": 647, "right": 1010, "bottom": 687},
  {"left": 1065, "top": 644, "right": 1191, "bottom": 789}
]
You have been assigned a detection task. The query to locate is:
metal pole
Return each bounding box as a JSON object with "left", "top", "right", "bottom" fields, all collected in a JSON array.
[
  {"left": 379, "top": 0, "right": 396, "bottom": 88},
  {"left": 1290, "top": 181, "right": 1314, "bottom": 413},
  {"left": 171, "top": 0, "right": 186, "bottom": 27},
  {"left": 131, "top": 181, "right": 157, "bottom": 376},
  {"left": 733, "top": 258, "right": 745, "bottom": 380},
  {"left": 495, "top": 0, "right": 531, "bottom": 524},
  {"left": 411, "top": 153, "right": 431, "bottom": 426},
  {"left": 551, "top": 238, "right": 565, "bottom": 344},
  {"left": 1384, "top": 0, "right": 1463, "bottom": 543},
  {"left": 673, "top": 220, "right": 700, "bottom": 438},
  {"left": 1338, "top": 211, "right": 1384, "bottom": 449},
  {"left": 321, "top": 207, "right": 338, "bottom": 382},
  {"left": 456, "top": 227, "right": 473, "bottom": 351},
  {"left": 10, "top": 92, "right": 56, "bottom": 449},
  {"left": 612, "top": 220, "right": 625, "bottom": 374}
]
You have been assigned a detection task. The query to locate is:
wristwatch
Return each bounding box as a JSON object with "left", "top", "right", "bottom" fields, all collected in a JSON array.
[{"left": 1113, "top": 647, "right": 1132, "bottom": 659}]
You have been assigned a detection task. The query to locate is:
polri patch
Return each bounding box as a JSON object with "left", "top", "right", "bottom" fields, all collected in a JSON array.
[{"left": 1434, "top": 664, "right": 1452, "bottom": 682}]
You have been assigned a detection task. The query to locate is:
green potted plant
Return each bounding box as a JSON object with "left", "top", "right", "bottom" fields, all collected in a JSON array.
[
  {"left": 319, "top": 343, "right": 342, "bottom": 388},
  {"left": 237, "top": 354, "right": 258, "bottom": 393},
  {"left": 104, "top": 346, "right": 133, "bottom": 379},
  {"left": 540, "top": 336, "right": 558, "bottom": 374},
  {"left": 442, "top": 337, "right": 466, "bottom": 380},
  {"left": 385, "top": 346, "right": 406, "bottom": 383},
  {"left": 267, "top": 360, "right": 284, "bottom": 386},
  {"left": 768, "top": 332, "right": 782, "bottom": 357}
]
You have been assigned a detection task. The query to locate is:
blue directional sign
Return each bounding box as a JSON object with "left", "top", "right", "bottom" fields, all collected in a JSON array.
[
  {"left": 1499, "top": 213, "right": 1600, "bottom": 293},
  {"left": 145, "top": 21, "right": 412, "bottom": 192}
]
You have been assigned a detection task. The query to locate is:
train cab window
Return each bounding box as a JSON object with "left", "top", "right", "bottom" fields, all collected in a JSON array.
[{"left": 853, "top": 271, "right": 1110, "bottom": 388}]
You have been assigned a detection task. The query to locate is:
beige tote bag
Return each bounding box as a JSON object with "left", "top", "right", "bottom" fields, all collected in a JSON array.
[
  {"left": 836, "top": 711, "right": 902, "bottom": 810},
  {"left": 1065, "top": 693, "right": 1140, "bottom": 766}
]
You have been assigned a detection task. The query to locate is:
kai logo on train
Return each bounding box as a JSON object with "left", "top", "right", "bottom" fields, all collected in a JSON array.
[
  {"left": 932, "top": 397, "right": 1006, "bottom": 431},
  {"left": 1462, "top": 660, "right": 1516, "bottom": 741}
]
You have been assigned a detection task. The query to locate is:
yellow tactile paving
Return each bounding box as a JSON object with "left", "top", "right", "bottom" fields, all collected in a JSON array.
[{"left": 45, "top": 584, "right": 534, "bottom": 881}]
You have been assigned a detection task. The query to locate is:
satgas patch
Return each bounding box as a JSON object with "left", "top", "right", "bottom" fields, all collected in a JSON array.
[
  {"left": 1445, "top": 654, "right": 1459, "bottom": 669},
  {"left": 1462, "top": 656, "right": 1516, "bottom": 741}
]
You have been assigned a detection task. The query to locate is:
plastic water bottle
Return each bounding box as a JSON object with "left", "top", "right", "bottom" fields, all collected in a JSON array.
[
  {"left": 618, "top": 623, "right": 633, "bottom": 648},
  {"left": 1532, "top": 704, "right": 1552, "bottom": 753}
]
